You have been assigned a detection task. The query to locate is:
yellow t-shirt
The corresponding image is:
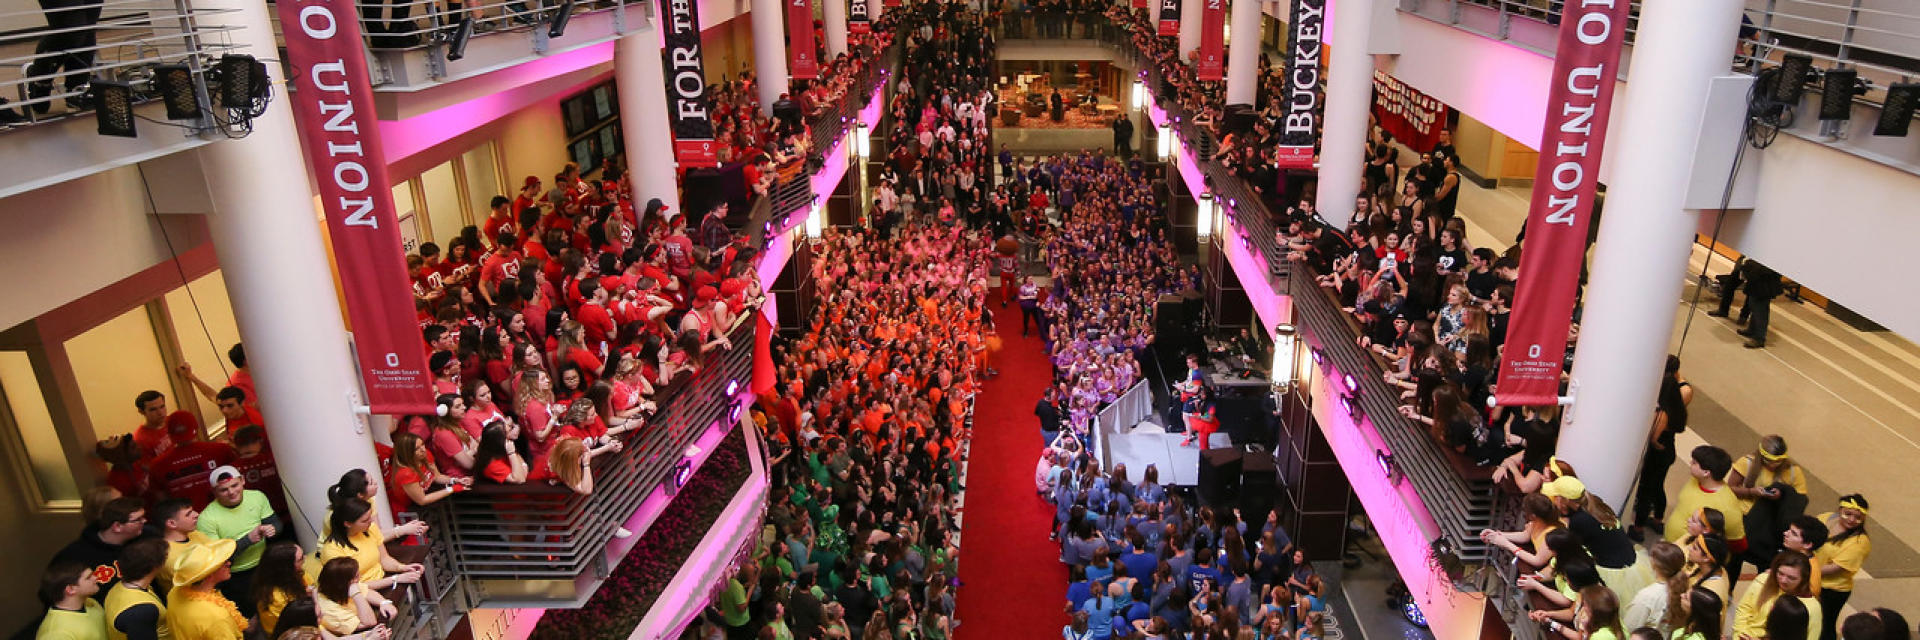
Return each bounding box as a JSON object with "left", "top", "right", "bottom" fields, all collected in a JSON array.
[
  {"left": 1730, "top": 456, "right": 1809, "bottom": 513},
  {"left": 1731, "top": 573, "right": 1823, "bottom": 640},
  {"left": 316, "top": 595, "right": 362, "bottom": 636},
  {"left": 309, "top": 522, "right": 388, "bottom": 586},
  {"left": 1664, "top": 478, "right": 1746, "bottom": 542},
  {"left": 1813, "top": 513, "right": 1871, "bottom": 592},
  {"left": 256, "top": 589, "right": 296, "bottom": 636},
  {"left": 36, "top": 601, "right": 105, "bottom": 640},
  {"left": 163, "top": 588, "right": 244, "bottom": 640},
  {"left": 103, "top": 583, "right": 169, "bottom": 640}
]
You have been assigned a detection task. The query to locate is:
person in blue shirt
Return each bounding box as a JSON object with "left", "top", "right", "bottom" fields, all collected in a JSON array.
[
  {"left": 1081, "top": 582, "right": 1120, "bottom": 639},
  {"left": 1187, "top": 547, "right": 1224, "bottom": 595},
  {"left": 1125, "top": 581, "right": 1153, "bottom": 624},
  {"left": 1120, "top": 535, "right": 1159, "bottom": 589},
  {"left": 1064, "top": 565, "right": 1093, "bottom": 610}
]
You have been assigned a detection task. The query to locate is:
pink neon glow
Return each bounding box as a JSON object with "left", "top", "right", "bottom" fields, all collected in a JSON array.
[
  {"left": 1151, "top": 85, "right": 1486, "bottom": 636},
  {"left": 1144, "top": 91, "right": 1290, "bottom": 330},
  {"left": 758, "top": 81, "right": 888, "bottom": 286},
  {"left": 378, "top": 41, "right": 618, "bottom": 165},
  {"left": 1306, "top": 362, "right": 1484, "bottom": 638}
]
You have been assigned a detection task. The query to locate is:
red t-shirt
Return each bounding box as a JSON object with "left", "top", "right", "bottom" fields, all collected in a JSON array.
[
  {"left": 227, "top": 369, "right": 258, "bottom": 407},
  {"left": 482, "top": 251, "right": 523, "bottom": 289},
  {"left": 577, "top": 303, "right": 617, "bottom": 345},
  {"left": 231, "top": 446, "right": 288, "bottom": 517},
  {"left": 131, "top": 424, "right": 179, "bottom": 462},
  {"left": 149, "top": 441, "right": 237, "bottom": 509}
]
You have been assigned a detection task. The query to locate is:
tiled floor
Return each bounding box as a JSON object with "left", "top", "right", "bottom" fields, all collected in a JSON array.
[{"left": 1447, "top": 171, "right": 1920, "bottom": 618}]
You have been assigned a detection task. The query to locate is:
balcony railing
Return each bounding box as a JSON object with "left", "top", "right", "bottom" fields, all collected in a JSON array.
[
  {"left": 429, "top": 318, "right": 755, "bottom": 604},
  {"left": 0, "top": 0, "right": 243, "bottom": 127}
]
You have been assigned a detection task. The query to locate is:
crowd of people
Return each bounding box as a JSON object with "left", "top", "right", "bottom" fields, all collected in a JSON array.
[
  {"left": 679, "top": 4, "right": 996, "bottom": 640},
  {"left": 1029, "top": 153, "right": 1197, "bottom": 448}
]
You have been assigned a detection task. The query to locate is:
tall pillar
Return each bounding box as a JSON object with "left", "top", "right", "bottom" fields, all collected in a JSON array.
[
  {"left": 825, "top": 0, "right": 848, "bottom": 59},
  {"left": 868, "top": 0, "right": 881, "bottom": 23},
  {"left": 192, "top": 0, "right": 385, "bottom": 544},
  {"left": 1225, "top": 0, "right": 1262, "bottom": 105},
  {"left": 1561, "top": 0, "right": 1746, "bottom": 509},
  {"left": 1313, "top": 0, "right": 1372, "bottom": 230},
  {"left": 1179, "top": 0, "right": 1203, "bottom": 62},
  {"left": 616, "top": 18, "right": 683, "bottom": 218},
  {"left": 751, "top": 0, "right": 791, "bottom": 116}
]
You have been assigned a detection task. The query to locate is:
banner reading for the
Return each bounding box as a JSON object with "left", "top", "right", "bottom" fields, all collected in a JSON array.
[
  {"left": 1157, "top": 0, "right": 1179, "bottom": 36},
  {"left": 1196, "top": 0, "right": 1226, "bottom": 80},
  {"left": 849, "top": 0, "right": 870, "bottom": 34},
  {"left": 1494, "top": 0, "right": 1634, "bottom": 406},
  {"left": 273, "top": 0, "right": 435, "bottom": 415},
  {"left": 660, "top": 0, "right": 718, "bottom": 168},
  {"left": 788, "top": 0, "right": 818, "bottom": 79},
  {"left": 1275, "top": 0, "right": 1324, "bottom": 169}
]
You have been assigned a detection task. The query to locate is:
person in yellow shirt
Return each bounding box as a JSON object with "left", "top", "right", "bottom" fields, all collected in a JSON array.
[
  {"left": 103, "top": 538, "right": 169, "bottom": 640},
  {"left": 1732, "top": 551, "right": 1821, "bottom": 640},
  {"left": 1812, "top": 495, "right": 1870, "bottom": 640},
  {"left": 36, "top": 561, "right": 105, "bottom": 640},
  {"left": 1727, "top": 436, "right": 1808, "bottom": 513},
  {"left": 165, "top": 539, "right": 245, "bottom": 640},
  {"left": 1665, "top": 446, "right": 1746, "bottom": 554}
]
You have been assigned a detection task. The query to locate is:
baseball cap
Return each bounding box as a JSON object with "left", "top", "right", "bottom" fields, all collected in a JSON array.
[
  {"left": 209, "top": 465, "right": 243, "bottom": 487},
  {"left": 1540, "top": 475, "right": 1586, "bottom": 501},
  {"left": 523, "top": 175, "right": 541, "bottom": 187}
]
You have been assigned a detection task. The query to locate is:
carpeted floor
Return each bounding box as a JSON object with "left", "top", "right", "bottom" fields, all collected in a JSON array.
[{"left": 954, "top": 283, "right": 1069, "bottom": 639}]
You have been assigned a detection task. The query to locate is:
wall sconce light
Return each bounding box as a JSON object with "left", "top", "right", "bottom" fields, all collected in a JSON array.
[
  {"left": 805, "top": 200, "right": 823, "bottom": 238},
  {"left": 1269, "top": 322, "right": 1296, "bottom": 391},
  {"left": 1131, "top": 79, "right": 1146, "bottom": 110},
  {"left": 1195, "top": 192, "right": 1214, "bottom": 239},
  {"left": 1156, "top": 124, "right": 1173, "bottom": 160},
  {"left": 853, "top": 122, "right": 871, "bottom": 159}
]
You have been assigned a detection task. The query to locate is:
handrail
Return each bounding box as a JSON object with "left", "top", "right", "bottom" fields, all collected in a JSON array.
[
  {"left": 432, "top": 318, "right": 756, "bottom": 581},
  {"left": 0, "top": 1, "right": 241, "bottom": 126}
]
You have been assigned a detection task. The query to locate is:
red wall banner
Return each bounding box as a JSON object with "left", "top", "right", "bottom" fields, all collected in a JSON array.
[
  {"left": 1371, "top": 70, "right": 1449, "bottom": 152},
  {"left": 273, "top": 0, "right": 435, "bottom": 415},
  {"left": 788, "top": 0, "right": 818, "bottom": 79},
  {"left": 1493, "top": 0, "right": 1634, "bottom": 407},
  {"left": 1196, "top": 0, "right": 1225, "bottom": 80},
  {"left": 1157, "top": 0, "right": 1179, "bottom": 36},
  {"left": 1133, "top": 0, "right": 1148, "bottom": 9}
]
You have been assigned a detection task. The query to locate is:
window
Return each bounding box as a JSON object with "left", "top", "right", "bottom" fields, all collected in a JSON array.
[
  {"left": 65, "top": 305, "right": 174, "bottom": 442},
  {"left": 0, "top": 351, "right": 81, "bottom": 508}
]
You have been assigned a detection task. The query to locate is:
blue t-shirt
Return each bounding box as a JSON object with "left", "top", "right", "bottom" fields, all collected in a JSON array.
[
  {"left": 1081, "top": 596, "right": 1117, "bottom": 637},
  {"left": 1121, "top": 551, "right": 1158, "bottom": 585},
  {"left": 1187, "top": 564, "right": 1224, "bottom": 595},
  {"left": 1066, "top": 580, "right": 1092, "bottom": 607}
]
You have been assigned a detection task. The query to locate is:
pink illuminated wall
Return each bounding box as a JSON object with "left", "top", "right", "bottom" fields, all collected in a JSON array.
[
  {"left": 378, "top": 42, "right": 618, "bottom": 167},
  {"left": 1149, "top": 86, "right": 1487, "bottom": 639}
]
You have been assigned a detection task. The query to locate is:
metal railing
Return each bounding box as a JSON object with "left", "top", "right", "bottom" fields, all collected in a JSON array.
[
  {"left": 352, "top": 0, "right": 632, "bottom": 50},
  {"left": 1399, "top": 0, "right": 1641, "bottom": 50},
  {"left": 0, "top": 0, "right": 243, "bottom": 128},
  {"left": 434, "top": 319, "right": 755, "bottom": 582}
]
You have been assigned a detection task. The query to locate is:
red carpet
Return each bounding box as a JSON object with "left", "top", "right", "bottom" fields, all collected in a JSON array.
[{"left": 955, "top": 290, "right": 1067, "bottom": 639}]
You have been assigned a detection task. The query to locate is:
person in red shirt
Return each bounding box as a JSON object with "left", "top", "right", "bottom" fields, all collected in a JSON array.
[
  {"left": 429, "top": 350, "right": 462, "bottom": 395},
  {"left": 511, "top": 176, "right": 542, "bottom": 219},
  {"left": 178, "top": 364, "right": 266, "bottom": 430},
  {"left": 482, "top": 196, "right": 518, "bottom": 251},
  {"left": 659, "top": 217, "right": 697, "bottom": 281},
  {"left": 147, "top": 413, "right": 236, "bottom": 508},
  {"left": 227, "top": 425, "right": 289, "bottom": 520},
  {"left": 479, "top": 230, "right": 524, "bottom": 306},
  {"left": 129, "top": 390, "right": 180, "bottom": 462},
  {"left": 575, "top": 280, "right": 618, "bottom": 347}
]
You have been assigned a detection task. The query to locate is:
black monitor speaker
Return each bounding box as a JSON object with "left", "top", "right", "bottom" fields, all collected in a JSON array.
[{"left": 1875, "top": 83, "right": 1918, "bottom": 137}]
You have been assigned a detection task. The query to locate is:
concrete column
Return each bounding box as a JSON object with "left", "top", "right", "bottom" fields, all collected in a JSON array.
[
  {"left": 1561, "top": 0, "right": 1746, "bottom": 509},
  {"left": 868, "top": 0, "right": 881, "bottom": 23},
  {"left": 616, "top": 17, "right": 683, "bottom": 219},
  {"left": 825, "top": 0, "right": 848, "bottom": 59},
  {"left": 1225, "top": 0, "right": 1262, "bottom": 105},
  {"left": 1179, "top": 0, "right": 1203, "bottom": 62},
  {"left": 192, "top": 0, "right": 385, "bottom": 544},
  {"left": 1313, "top": 0, "right": 1372, "bottom": 230},
  {"left": 751, "top": 0, "right": 791, "bottom": 116}
]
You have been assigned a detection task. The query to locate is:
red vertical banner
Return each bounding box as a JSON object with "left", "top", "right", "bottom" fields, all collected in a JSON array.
[
  {"left": 788, "top": 0, "right": 819, "bottom": 79},
  {"left": 884, "top": 0, "right": 899, "bottom": 7},
  {"left": 273, "top": 0, "right": 434, "bottom": 414},
  {"left": 1157, "top": 0, "right": 1179, "bottom": 36},
  {"left": 1133, "top": 0, "right": 1148, "bottom": 9},
  {"left": 1493, "top": 0, "right": 1634, "bottom": 407},
  {"left": 1196, "top": 0, "right": 1225, "bottom": 80}
]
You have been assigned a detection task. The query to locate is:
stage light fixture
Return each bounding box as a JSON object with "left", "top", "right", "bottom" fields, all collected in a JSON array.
[
  {"left": 445, "top": 17, "right": 475, "bottom": 62},
  {"left": 1196, "top": 192, "right": 1214, "bottom": 238},
  {"left": 1342, "top": 372, "right": 1357, "bottom": 394},
  {"left": 725, "top": 379, "right": 740, "bottom": 396},
  {"left": 729, "top": 401, "right": 744, "bottom": 423},
  {"left": 92, "top": 82, "right": 136, "bottom": 138},
  {"left": 1269, "top": 323, "right": 1297, "bottom": 390},
  {"left": 1376, "top": 449, "right": 1399, "bottom": 484},
  {"left": 1773, "top": 53, "right": 1813, "bottom": 104},
  {"left": 215, "top": 55, "right": 258, "bottom": 110},
  {"left": 1875, "top": 83, "right": 1918, "bottom": 137},
  {"left": 1311, "top": 348, "right": 1325, "bottom": 367},
  {"left": 1819, "top": 68, "right": 1864, "bottom": 121},
  {"left": 548, "top": 0, "right": 576, "bottom": 38},
  {"left": 153, "top": 64, "right": 201, "bottom": 120}
]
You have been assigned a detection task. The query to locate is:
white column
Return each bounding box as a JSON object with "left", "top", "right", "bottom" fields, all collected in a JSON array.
[
  {"left": 1179, "top": 0, "right": 1203, "bottom": 62},
  {"left": 1561, "top": 0, "right": 1746, "bottom": 509},
  {"left": 869, "top": 0, "right": 881, "bottom": 21},
  {"left": 1225, "top": 0, "right": 1261, "bottom": 105},
  {"left": 192, "top": 0, "right": 386, "bottom": 545},
  {"left": 825, "top": 0, "right": 848, "bottom": 59},
  {"left": 616, "top": 18, "right": 683, "bottom": 219},
  {"left": 751, "top": 0, "right": 791, "bottom": 116},
  {"left": 1313, "top": 0, "right": 1372, "bottom": 230}
]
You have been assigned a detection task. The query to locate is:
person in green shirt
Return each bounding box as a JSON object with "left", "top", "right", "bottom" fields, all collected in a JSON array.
[
  {"left": 716, "top": 563, "right": 758, "bottom": 631},
  {"left": 196, "top": 466, "right": 280, "bottom": 618},
  {"left": 1670, "top": 588, "right": 1723, "bottom": 640},
  {"left": 37, "top": 561, "right": 105, "bottom": 640}
]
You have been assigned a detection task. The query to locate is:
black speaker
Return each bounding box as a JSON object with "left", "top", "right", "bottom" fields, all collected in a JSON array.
[
  {"left": 1773, "top": 53, "right": 1813, "bottom": 104},
  {"left": 92, "top": 82, "right": 136, "bottom": 138},
  {"left": 1875, "top": 83, "right": 1918, "bottom": 137},
  {"left": 1239, "top": 451, "right": 1279, "bottom": 517},
  {"left": 153, "top": 65, "right": 200, "bottom": 120},
  {"left": 1198, "top": 448, "right": 1243, "bottom": 507},
  {"left": 1820, "top": 68, "right": 1860, "bottom": 120},
  {"left": 1154, "top": 294, "right": 1185, "bottom": 334}
]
